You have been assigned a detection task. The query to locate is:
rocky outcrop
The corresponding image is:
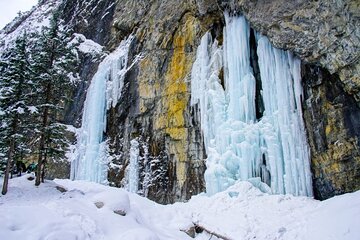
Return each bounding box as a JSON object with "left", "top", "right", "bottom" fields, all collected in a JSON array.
[{"left": 61, "top": 0, "right": 116, "bottom": 125}]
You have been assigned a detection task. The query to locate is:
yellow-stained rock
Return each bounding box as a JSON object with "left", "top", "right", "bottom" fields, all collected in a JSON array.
[{"left": 160, "top": 14, "right": 200, "bottom": 187}]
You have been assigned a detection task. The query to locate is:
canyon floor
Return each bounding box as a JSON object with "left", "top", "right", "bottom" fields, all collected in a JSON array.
[{"left": 0, "top": 174, "right": 359, "bottom": 240}]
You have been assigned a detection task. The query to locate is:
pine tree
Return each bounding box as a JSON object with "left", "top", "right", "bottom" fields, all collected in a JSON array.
[
  {"left": 31, "top": 11, "right": 79, "bottom": 186},
  {"left": 0, "top": 33, "right": 34, "bottom": 195}
]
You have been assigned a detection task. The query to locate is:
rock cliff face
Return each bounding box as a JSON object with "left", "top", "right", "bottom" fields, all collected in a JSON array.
[
  {"left": 106, "top": 1, "right": 220, "bottom": 203},
  {"left": 302, "top": 64, "right": 360, "bottom": 200},
  {"left": 3, "top": 0, "right": 359, "bottom": 202}
]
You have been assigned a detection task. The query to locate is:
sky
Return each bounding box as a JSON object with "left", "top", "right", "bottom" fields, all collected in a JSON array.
[{"left": 0, "top": 0, "right": 38, "bottom": 29}]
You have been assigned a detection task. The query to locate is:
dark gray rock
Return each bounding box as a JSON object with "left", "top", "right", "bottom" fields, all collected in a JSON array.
[{"left": 302, "top": 64, "right": 360, "bottom": 200}]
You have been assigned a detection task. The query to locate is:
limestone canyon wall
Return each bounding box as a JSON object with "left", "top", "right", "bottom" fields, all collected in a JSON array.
[{"left": 3, "top": 0, "right": 358, "bottom": 202}]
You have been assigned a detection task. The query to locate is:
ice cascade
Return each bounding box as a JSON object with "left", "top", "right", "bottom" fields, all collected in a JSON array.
[
  {"left": 191, "top": 14, "right": 313, "bottom": 196},
  {"left": 70, "top": 36, "right": 133, "bottom": 183}
]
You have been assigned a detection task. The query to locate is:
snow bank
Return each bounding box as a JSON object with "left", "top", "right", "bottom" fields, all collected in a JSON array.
[{"left": 0, "top": 175, "right": 359, "bottom": 240}]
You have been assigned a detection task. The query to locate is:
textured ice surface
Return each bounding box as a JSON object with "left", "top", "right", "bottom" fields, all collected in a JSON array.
[
  {"left": 71, "top": 36, "right": 133, "bottom": 183},
  {"left": 191, "top": 14, "right": 312, "bottom": 196},
  {"left": 128, "top": 139, "right": 140, "bottom": 193}
]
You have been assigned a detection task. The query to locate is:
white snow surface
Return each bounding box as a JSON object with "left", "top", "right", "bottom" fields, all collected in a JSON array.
[{"left": 0, "top": 175, "right": 359, "bottom": 240}]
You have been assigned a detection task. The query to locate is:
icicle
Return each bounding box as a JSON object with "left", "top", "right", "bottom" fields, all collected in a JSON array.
[
  {"left": 191, "top": 32, "right": 225, "bottom": 151},
  {"left": 191, "top": 13, "right": 312, "bottom": 196},
  {"left": 106, "top": 36, "right": 134, "bottom": 109},
  {"left": 70, "top": 36, "right": 133, "bottom": 184}
]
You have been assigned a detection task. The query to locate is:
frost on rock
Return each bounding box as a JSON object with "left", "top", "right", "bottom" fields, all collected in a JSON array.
[
  {"left": 191, "top": 13, "right": 312, "bottom": 196},
  {"left": 70, "top": 36, "right": 133, "bottom": 184}
]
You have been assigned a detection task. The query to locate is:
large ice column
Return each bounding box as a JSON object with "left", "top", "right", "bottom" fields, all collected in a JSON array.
[
  {"left": 191, "top": 14, "right": 312, "bottom": 196},
  {"left": 192, "top": 14, "right": 261, "bottom": 195},
  {"left": 223, "top": 12, "right": 255, "bottom": 123},
  {"left": 70, "top": 36, "right": 133, "bottom": 183}
]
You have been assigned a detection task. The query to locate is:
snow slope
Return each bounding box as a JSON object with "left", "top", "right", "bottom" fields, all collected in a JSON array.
[
  {"left": 0, "top": 175, "right": 359, "bottom": 240},
  {"left": 0, "top": 0, "right": 59, "bottom": 48}
]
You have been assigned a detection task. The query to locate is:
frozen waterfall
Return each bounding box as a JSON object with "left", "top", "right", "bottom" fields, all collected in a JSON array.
[
  {"left": 191, "top": 13, "right": 313, "bottom": 196},
  {"left": 70, "top": 36, "right": 133, "bottom": 183}
]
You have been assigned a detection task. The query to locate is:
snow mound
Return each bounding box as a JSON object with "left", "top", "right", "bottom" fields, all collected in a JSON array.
[{"left": 92, "top": 189, "right": 130, "bottom": 215}]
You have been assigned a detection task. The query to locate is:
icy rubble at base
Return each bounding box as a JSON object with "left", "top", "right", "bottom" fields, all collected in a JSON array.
[
  {"left": 70, "top": 36, "right": 133, "bottom": 183},
  {"left": 0, "top": 175, "right": 359, "bottom": 240},
  {"left": 191, "top": 14, "right": 312, "bottom": 196}
]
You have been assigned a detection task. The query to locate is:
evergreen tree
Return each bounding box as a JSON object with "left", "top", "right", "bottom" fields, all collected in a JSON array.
[
  {"left": 0, "top": 33, "right": 34, "bottom": 195},
  {"left": 31, "top": 11, "right": 79, "bottom": 186}
]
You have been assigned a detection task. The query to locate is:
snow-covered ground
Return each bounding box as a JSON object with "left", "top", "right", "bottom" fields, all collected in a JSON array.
[{"left": 0, "top": 175, "right": 359, "bottom": 240}]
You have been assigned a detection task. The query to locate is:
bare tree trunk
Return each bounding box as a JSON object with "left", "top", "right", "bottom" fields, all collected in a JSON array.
[
  {"left": 2, "top": 113, "right": 18, "bottom": 195},
  {"left": 35, "top": 111, "right": 48, "bottom": 186},
  {"left": 35, "top": 83, "right": 51, "bottom": 186},
  {"left": 181, "top": 223, "right": 233, "bottom": 240},
  {"left": 2, "top": 139, "right": 15, "bottom": 195},
  {"left": 41, "top": 151, "right": 47, "bottom": 183}
]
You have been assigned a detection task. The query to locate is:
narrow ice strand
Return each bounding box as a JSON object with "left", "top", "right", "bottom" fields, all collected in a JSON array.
[{"left": 128, "top": 139, "right": 140, "bottom": 193}]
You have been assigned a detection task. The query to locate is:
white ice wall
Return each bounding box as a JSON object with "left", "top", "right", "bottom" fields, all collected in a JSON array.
[{"left": 191, "top": 14, "right": 313, "bottom": 196}]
